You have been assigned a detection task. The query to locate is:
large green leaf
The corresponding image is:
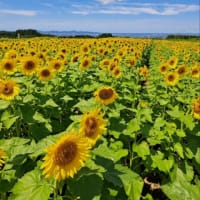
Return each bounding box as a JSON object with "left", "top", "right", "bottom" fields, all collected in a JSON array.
[
  {"left": 0, "top": 100, "right": 10, "bottom": 110},
  {"left": 9, "top": 169, "right": 53, "bottom": 200},
  {"left": 115, "top": 164, "right": 144, "bottom": 200},
  {"left": 132, "top": 141, "right": 150, "bottom": 160},
  {"left": 162, "top": 168, "right": 200, "bottom": 200}
]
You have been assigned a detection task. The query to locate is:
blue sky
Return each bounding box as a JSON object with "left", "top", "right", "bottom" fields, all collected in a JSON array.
[{"left": 0, "top": 0, "right": 199, "bottom": 33}]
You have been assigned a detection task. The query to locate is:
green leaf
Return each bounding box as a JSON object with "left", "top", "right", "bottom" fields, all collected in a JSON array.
[
  {"left": 115, "top": 164, "right": 144, "bottom": 200},
  {"left": 154, "top": 117, "right": 166, "bottom": 129},
  {"left": 61, "top": 95, "right": 73, "bottom": 102},
  {"left": 9, "top": 169, "right": 52, "bottom": 200},
  {"left": 23, "top": 94, "right": 35, "bottom": 103},
  {"left": 132, "top": 141, "right": 150, "bottom": 160},
  {"left": 93, "top": 143, "right": 128, "bottom": 162},
  {"left": 33, "top": 112, "right": 47, "bottom": 123},
  {"left": 0, "top": 100, "right": 10, "bottom": 110},
  {"left": 174, "top": 142, "right": 184, "bottom": 158},
  {"left": 161, "top": 168, "right": 200, "bottom": 200},
  {"left": 151, "top": 152, "right": 174, "bottom": 173},
  {"left": 42, "top": 99, "right": 58, "bottom": 108},
  {"left": 124, "top": 118, "right": 140, "bottom": 136}
]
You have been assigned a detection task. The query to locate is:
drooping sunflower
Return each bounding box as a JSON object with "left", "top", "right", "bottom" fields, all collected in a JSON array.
[
  {"left": 0, "top": 79, "right": 20, "bottom": 101},
  {"left": 20, "top": 57, "right": 37, "bottom": 76},
  {"left": 0, "top": 59, "right": 16, "bottom": 74},
  {"left": 0, "top": 149, "right": 7, "bottom": 169},
  {"left": 80, "top": 109, "right": 107, "bottom": 146},
  {"left": 37, "top": 67, "right": 54, "bottom": 81},
  {"left": 80, "top": 57, "right": 92, "bottom": 70},
  {"left": 94, "top": 86, "right": 118, "bottom": 105},
  {"left": 192, "top": 97, "right": 200, "bottom": 119},
  {"left": 164, "top": 72, "right": 179, "bottom": 86},
  {"left": 41, "top": 131, "right": 90, "bottom": 181}
]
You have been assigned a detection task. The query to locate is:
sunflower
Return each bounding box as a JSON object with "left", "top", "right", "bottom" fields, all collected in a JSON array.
[
  {"left": 164, "top": 72, "right": 179, "bottom": 86},
  {"left": 80, "top": 57, "right": 92, "bottom": 70},
  {"left": 176, "top": 65, "right": 187, "bottom": 76},
  {"left": 192, "top": 97, "right": 200, "bottom": 119},
  {"left": 94, "top": 86, "right": 118, "bottom": 105},
  {"left": 158, "top": 63, "right": 169, "bottom": 74},
  {"left": 49, "top": 60, "right": 64, "bottom": 72},
  {"left": 99, "top": 59, "right": 110, "bottom": 70},
  {"left": 111, "top": 67, "right": 122, "bottom": 79},
  {"left": 41, "top": 131, "right": 90, "bottom": 181},
  {"left": 0, "top": 149, "right": 7, "bottom": 169},
  {"left": 1, "top": 59, "right": 16, "bottom": 74},
  {"left": 0, "top": 79, "right": 20, "bottom": 101},
  {"left": 80, "top": 109, "right": 107, "bottom": 146},
  {"left": 21, "top": 57, "right": 37, "bottom": 76},
  {"left": 167, "top": 56, "right": 178, "bottom": 69},
  {"left": 191, "top": 64, "right": 200, "bottom": 78},
  {"left": 37, "top": 67, "right": 54, "bottom": 81}
]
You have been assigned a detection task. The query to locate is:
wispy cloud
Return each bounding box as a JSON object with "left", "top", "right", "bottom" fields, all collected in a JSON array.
[
  {"left": 72, "top": 3, "right": 199, "bottom": 16},
  {"left": 40, "top": 3, "right": 54, "bottom": 8},
  {"left": 97, "top": 0, "right": 123, "bottom": 5},
  {"left": 0, "top": 9, "right": 37, "bottom": 16}
]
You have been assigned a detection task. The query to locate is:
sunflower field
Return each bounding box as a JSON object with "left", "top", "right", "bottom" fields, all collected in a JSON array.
[{"left": 0, "top": 37, "right": 200, "bottom": 200}]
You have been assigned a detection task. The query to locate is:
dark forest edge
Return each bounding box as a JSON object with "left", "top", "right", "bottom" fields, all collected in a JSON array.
[{"left": 0, "top": 29, "right": 199, "bottom": 40}]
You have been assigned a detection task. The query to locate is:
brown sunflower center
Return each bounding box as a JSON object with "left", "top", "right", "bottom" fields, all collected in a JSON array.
[
  {"left": 84, "top": 117, "right": 98, "bottom": 137},
  {"left": 99, "top": 88, "right": 114, "bottom": 100},
  {"left": 169, "top": 60, "right": 175, "bottom": 65},
  {"left": 82, "top": 60, "right": 89, "bottom": 67},
  {"left": 55, "top": 141, "right": 77, "bottom": 166},
  {"left": 25, "top": 61, "right": 35, "bottom": 70},
  {"left": 161, "top": 66, "right": 167, "bottom": 72},
  {"left": 2, "top": 83, "right": 14, "bottom": 95},
  {"left": 41, "top": 69, "right": 50, "bottom": 77},
  {"left": 54, "top": 63, "right": 61, "bottom": 70},
  {"left": 168, "top": 75, "right": 175, "bottom": 81},
  {"left": 178, "top": 67, "right": 186, "bottom": 74},
  {"left": 4, "top": 62, "right": 13, "bottom": 70},
  {"left": 192, "top": 69, "right": 198, "bottom": 75}
]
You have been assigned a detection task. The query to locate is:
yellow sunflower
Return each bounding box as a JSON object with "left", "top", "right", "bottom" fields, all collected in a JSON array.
[
  {"left": 80, "top": 109, "right": 107, "bottom": 146},
  {"left": 0, "top": 59, "right": 16, "bottom": 74},
  {"left": 0, "top": 149, "right": 7, "bottom": 169},
  {"left": 80, "top": 57, "right": 92, "bottom": 70},
  {"left": 167, "top": 56, "right": 178, "bottom": 69},
  {"left": 191, "top": 64, "right": 200, "bottom": 79},
  {"left": 176, "top": 65, "right": 187, "bottom": 76},
  {"left": 37, "top": 67, "right": 54, "bottom": 81},
  {"left": 164, "top": 72, "right": 179, "bottom": 86},
  {"left": 49, "top": 60, "right": 64, "bottom": 72},
  {"left": 0, "top": 79, "right": 20, "bottom": 101},
  {"left": 94, "top": 86, "right": 118, "bottom": 105},
  {"left": 41, "top": 131, "right": 90, "bottom": 181},
  {"left": 21, "top": 57, "right": 37, "bottom": 76},
  {"left": 158, "top": 63, "right": 169, "bottom": 74},
  {"left": 111, "top": 67, "right": 122, "bottom": 79},
  {"left": 192, "top": 97, "right": 200, "bottom": 119}
]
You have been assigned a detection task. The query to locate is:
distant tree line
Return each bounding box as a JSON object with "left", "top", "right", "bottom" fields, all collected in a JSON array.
[
  {"left": 0, "top": 29, "right": 114, "bottom": 38},
  {"left": 166, "top": 34, "right": 200, "bottom": 40}
]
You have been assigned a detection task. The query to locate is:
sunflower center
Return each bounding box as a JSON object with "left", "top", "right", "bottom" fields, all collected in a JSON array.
[
  {"left": 55, "top": 141, "right": 77, "bottom": 166},
  {"left": 192, "top": 69, "right": 198, "bottom": 75},
  {"left": 99, "top": 88, "right": 114, "bottom": 100},
  {"left": 4, "top": 63, "right": 13, "bottom": 70},
  {"left": 161, "top": 66, "right": 167, "bottom": 72},
  {"left": 178, "top": 67, "right": 185, "bottom": 74},
  {"left": 82, "top": 60, "right": 89, "bottom": 67},
  {"left": 25, "top": 61, "right": 35, "bottom": 70},
  {"left": 84, "top": 117, "right": 98, "bottom": 137},
  {"left": 168, "top": 75, "right": 175, "bottom": 81},
  {"left": 169, "top": 60, "right": 175, "bottom": 65},
  {"left": 2, "top": 83, "right": 13, "bottom": 95},
  {"left": 41, "top": 69, "right": 50, "bottom": 77},
  {"left": 54, "top": 63, "right": 61, "bottom": 70}
]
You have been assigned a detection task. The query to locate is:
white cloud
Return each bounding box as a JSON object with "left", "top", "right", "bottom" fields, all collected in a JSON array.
[
  {"left": 97, "top": 0, "right": 123, "bottom": 5},
  {"left": 72, "top": 3, "right": 199, "bottom": 15},
  {"left": 0, "top": 9, "right": 37, "bottom": 16}
]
